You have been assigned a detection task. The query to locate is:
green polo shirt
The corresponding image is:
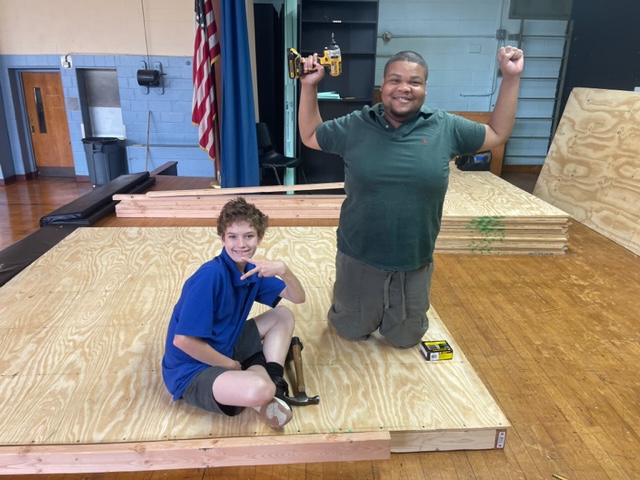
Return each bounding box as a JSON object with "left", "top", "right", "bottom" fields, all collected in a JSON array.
[{"left": 316, "top": 103, "right": 485, "bottom": 270}]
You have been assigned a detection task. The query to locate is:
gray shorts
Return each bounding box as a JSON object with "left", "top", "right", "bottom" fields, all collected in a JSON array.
[
  {"left": 182, "top": 318, "right": 262, "bottom": 416},
  {"left": 328, "top": 250, "right": 433, "bottom": 348}
]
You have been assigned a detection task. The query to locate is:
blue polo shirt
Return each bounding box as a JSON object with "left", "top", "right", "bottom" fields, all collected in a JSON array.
[{"left": 161, "top": 248, "right": 285, "bottom": 400}]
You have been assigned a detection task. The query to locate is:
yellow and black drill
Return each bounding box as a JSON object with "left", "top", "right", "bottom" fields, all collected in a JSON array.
[{"left": 287, "top": 34, "right": 342, "bottom": 79}]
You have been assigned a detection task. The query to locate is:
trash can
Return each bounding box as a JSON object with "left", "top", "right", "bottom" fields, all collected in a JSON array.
[{"left": 81, "top": 137, "right": 128, "bottom": 186}]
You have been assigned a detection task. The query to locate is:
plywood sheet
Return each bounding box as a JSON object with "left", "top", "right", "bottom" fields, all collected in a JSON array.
[
  {"left": 0, "top": 227, "right": 509, "bottom": 472},
  {"left": 446, "top": 167, "right": 567, "bottom": 218},
  {"left": 534, "top": 87, "right": 640, "bottom": 255}
]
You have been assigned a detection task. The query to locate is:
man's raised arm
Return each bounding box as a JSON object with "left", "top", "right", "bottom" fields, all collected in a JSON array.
[
  {"left": 481, "top": 46, "right": 524, "bottom": 151},
  {"left": 298, "top": 53, "right": 325, "bottom": 150}
]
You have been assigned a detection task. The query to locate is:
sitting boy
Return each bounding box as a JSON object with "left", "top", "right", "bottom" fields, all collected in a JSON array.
[{"left": 162, "top": 197, "right": 306, "bottom": 428}]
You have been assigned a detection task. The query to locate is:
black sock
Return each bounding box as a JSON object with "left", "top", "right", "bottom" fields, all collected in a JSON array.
[
  {"left": 241, "top": 351, "right": 267, "bottom": 371},
  {"left": 266, "top": 362, "right": 284, "bottom": 381}
]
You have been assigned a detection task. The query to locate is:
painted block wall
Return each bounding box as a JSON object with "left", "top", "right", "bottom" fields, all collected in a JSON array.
[
  {"left": 0, "top": 0, "right": 203, "bottom": 181},
  {"left": 0, "top": 54, "right": 213, "bottom": 180}
]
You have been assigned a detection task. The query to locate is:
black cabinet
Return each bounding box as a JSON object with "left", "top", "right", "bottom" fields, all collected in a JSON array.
[
  {"left": 299, "top": 0, "right": 379, "bottom": 100},
  {"left": 298, "top": 0, "right": 379, "bottom": 183}
]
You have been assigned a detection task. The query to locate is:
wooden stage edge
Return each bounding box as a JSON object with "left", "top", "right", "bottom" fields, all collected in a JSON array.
[
  {"left": 1, "top": 429, "right": 513, "bottom": 474},
  {"left": 1, "top": 432, "right": 390, "bottom": 474}
]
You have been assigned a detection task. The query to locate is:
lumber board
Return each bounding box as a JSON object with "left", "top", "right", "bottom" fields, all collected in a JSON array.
[
  {"left": 115, "top": 209, "right": 341, "bottom": 219},
  {"left": 113, "top": 196, "right": 346, "bottom": 206},
  {"left": 0, "top": 432, "right": 390, "bottom": 474},
  {"left": 143, "top": 182, "right": 345, "bottom": 198},
  {"left": 440, "top": 227, "right": 568, "bottom": 236},
  {"left": 434, "top": 248, "right": 566, "bottom": 255},
  {"left": 391, "top": 429, "right": 507, "bottom": 453},
  {"left": 534, "top": 87, "right": 640, "bottom": 256}
]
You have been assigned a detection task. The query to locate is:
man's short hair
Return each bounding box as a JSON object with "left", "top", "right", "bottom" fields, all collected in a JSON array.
[
  {"left": 217, "top": 197, "right": 269, "bottom": 238},
  {"left": 384, "top": 51, "right": 429, "bottom": 80}
]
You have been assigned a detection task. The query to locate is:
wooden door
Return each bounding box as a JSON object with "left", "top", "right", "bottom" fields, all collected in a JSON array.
[{"left": 21, "top": 71, "right": 74, "bottom": 176}]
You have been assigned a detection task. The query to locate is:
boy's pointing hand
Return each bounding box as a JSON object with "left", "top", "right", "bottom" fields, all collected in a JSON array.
[{"left": 240, "top": 258, "right": 286, "bottom": 280}]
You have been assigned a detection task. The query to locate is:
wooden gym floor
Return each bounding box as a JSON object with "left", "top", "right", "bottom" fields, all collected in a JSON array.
[{"left": 1, "top": 174, "right": 639, "bottom": 479}]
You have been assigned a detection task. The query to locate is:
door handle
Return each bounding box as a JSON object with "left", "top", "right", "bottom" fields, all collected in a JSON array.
[{"left": 30, "top": 125, "right": 35, "bottom": 134}]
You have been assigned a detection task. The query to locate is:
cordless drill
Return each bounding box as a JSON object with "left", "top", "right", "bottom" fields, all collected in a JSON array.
[{"left": 287, "top": 34, "right": 342, "bottom": 79}]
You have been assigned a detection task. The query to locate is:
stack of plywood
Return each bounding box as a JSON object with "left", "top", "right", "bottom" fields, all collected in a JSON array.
[
  {"left": 534, "top": 87, "right": 640, "bottom": 256},
  {"left": 115, "top": 170, "right": 570, "bottom": 255},
  {"left": 440, "top": 168, "right": 570, "bottom": 254}
]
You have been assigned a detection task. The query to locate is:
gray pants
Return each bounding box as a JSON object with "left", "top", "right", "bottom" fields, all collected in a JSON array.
[{"left": 328, "top": 250, "right": 433, "bottom": 348}]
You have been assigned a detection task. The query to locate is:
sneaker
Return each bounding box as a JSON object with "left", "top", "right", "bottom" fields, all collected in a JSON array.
[{"left": 252, "top": 396, "right": 293, "bottom": 428}]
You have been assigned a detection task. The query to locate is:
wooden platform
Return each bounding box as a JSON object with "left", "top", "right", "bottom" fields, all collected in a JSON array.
[{"left": 0, "top": 226, "right": 508, "bottom": 474}]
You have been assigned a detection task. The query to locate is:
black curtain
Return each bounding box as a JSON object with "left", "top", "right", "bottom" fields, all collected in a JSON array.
[
  {"left": 254, "top": 3, "right": 284, "bottom": 153},
  {"left": 559, "top": 0, "right": 640, "bottom": 118}
]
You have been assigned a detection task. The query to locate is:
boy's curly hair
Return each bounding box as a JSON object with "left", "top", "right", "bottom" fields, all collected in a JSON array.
[{"left": 217, "top": 197, "right": 269, "bottom": 238}]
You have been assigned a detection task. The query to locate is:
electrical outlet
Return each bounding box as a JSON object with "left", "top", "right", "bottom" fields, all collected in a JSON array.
[{"left": 495, "top": 29, "right": 506, "bottom": 40}]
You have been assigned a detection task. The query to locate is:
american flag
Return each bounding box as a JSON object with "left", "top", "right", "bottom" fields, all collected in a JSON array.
[{"left": 192, "top": 0, "right": 221, "bottom": 162}]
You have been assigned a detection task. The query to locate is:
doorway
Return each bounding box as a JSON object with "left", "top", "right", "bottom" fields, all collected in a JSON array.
[{"left": 20, "top": 71, "right": 74, "bottom": 177}]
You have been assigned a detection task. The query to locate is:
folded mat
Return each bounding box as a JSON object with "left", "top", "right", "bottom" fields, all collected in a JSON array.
[
  {"left": 0, "top": 225, "right": 79, "bottom": 287},
  {"left": 0, "top": 173, "right": 156, "bottom": 287},
  {"left": 39, "top": 172, "right": 155, "bottom": 226}
]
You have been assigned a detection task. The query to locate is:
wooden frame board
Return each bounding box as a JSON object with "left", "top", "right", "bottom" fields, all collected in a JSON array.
[{"left": 0, "top": 227, "right": 509, "bottom": 474}]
